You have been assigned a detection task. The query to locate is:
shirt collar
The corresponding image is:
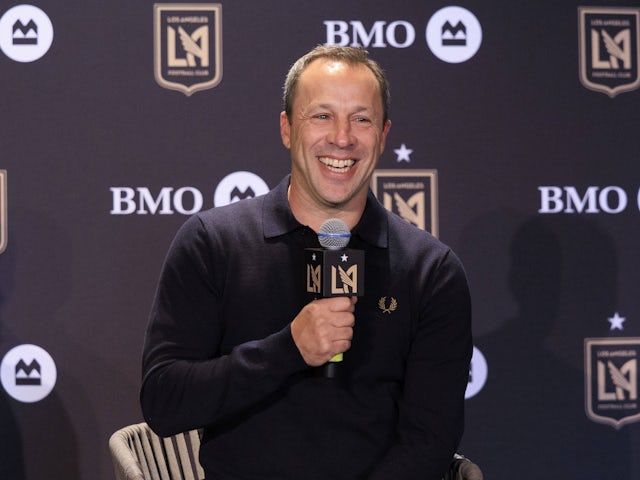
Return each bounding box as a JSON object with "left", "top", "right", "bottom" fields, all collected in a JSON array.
[
  {"left": 353, "top": 190, "right": 389, "bottom": 249},
  {"left": 262, "top": 175, "right": 389, "bottom": 249},
  {"left": 262, "top": 175, "right": 301, "bottom": 239}
]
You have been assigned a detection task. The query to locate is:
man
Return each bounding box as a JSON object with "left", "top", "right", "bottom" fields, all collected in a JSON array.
[{"left": 141, "top": 45, "right": 472, "bottom": 479}]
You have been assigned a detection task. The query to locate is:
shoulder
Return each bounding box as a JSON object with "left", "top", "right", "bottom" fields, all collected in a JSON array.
[
  {"left": 383, "top": 209, "right": 466, "bottom": 279},
  {"left": 168, "top": 195, "right": 266, "bottom": 256},
  {"left": 190, "top": 175, "right": 291, "bottom": 238},
  {"left": 197, "top": 194, "right": 264, "bottom": 227},
  {"left": 385, "top": 209, "right": 446, "bottom": 254}
]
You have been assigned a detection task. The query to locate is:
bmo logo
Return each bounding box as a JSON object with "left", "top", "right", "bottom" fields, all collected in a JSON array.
[
  {"left": 465, "top": 346, "right": 488, "bottom": 399},
  {"left": 213, "top": 171, "right": 269, "bottom": 207},
  {"left": 538, "top": 186, "right": 638, "bottom": 214},
  {"left": 325, "top": 20, "right": 416, "bottom": 48},
  {"left": 324, "top": 6, "right": 482, "bottom": 63},
  {"left": 110, "top": 186, "right": 203, "bottom": 215},
  {"left": 110, "top": 171, "right": 269, "bottom": 215}
]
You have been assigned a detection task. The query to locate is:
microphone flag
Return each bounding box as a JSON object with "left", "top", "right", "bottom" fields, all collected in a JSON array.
[{"left": 304, "top": 218, "right": 365, "bottom": 377}]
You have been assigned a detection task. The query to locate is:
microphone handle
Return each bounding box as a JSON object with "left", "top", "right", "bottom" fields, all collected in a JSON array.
[
  {"left": 322, "top": 362, "right": 338, "bottom": 378},
  {"left": 322, "top": 352, "right": 343, "bottom": 378},
  {"left": 310, "top": 292, "right": 344, "bottom": 378}
]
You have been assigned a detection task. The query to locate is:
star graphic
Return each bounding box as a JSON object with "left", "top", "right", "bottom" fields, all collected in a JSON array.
[
  {"left": 608, "top": 312, "right": 626, "bottom": 330},
  {"left": 311, "top": 253, "right": 316, "bottom": 261},
  {"left": 394, "top": 143, "right": 413, "bottom": 162},
  {"left": 341, "top": 254, "right": 348, "bottom": 262}
]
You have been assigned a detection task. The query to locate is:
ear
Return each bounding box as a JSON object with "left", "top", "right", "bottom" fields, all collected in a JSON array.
[
  {"left": 379, "top": 119, "right": 391, "bottom": 153},
  {"left": 280, "top": 111, "right": 291, "bottom": 149}
]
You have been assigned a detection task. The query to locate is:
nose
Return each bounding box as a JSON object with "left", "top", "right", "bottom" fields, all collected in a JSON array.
[{"left": 328, "top": 118, "right": 354, "bottom": 148}]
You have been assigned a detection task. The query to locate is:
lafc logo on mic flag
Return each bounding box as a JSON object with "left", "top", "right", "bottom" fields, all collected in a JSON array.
[
  {"left": 154, "top": 4, "right": 223, "bottom": 96},
  {"left": 0, "top": 170, "right": 6, "bottom": 254},
  {"left": 578, "top": 7, "right": 640, "bottom": 97},
  {"left": 584, "top": 338, "right": 640, "bottom": 429},
  {"left": 372, "top": 170, "right": 438, "bottom": 238},
  {"left": 306, "top": 250, "right": 364, "bottom": 297}
]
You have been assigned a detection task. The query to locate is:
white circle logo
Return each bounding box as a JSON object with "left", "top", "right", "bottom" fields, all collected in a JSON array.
[
  {"left": 465, "top": 346, "right": 487, "bottom": 399},
  {"left": 214, "top": 171, "right": 270, "bottom": 207},
  {"left": 1, "top": 344, "right": 57, "bottom": 403},
  {"left": 426, "top": 6, "right": 482, "bottom": 64},
  {"left": 0, "top": 4, "right": 54, "bottom": 63}
]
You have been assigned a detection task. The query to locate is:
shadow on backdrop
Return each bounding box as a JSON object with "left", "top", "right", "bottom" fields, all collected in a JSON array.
[{"left": 458, "top": 212, "right": 637, "bottom": 479}]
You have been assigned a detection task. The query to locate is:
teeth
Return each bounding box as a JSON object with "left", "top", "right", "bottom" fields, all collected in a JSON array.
[{"left": 319, "top": 157, "right": 355, "bottom": 172}]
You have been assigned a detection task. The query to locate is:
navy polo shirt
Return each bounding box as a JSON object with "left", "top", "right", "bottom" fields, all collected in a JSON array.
[{"left": 141, "top": 175, "right": 472, "bottom": 480}]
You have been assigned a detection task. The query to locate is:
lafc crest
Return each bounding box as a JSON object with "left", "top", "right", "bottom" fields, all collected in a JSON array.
[
  {"left": 371, "top": 170, "right": 438, "bottom": 237},
  {"left": 584, "top": 337, "right": 640, "bottom": 429},
  {"left": 154, "top": 4, "right": 223, "bottom": 96},
  {"left": 578, "top": 7, "right": 640, "bottom": 97}
]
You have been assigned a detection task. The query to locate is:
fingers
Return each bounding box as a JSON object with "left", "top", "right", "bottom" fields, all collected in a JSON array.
[
  {"left": 290, "top": 297, "right": 357, "bottom": 366},
  {"left": 327, "top": 296, "right": 357, "bottom": 314}
]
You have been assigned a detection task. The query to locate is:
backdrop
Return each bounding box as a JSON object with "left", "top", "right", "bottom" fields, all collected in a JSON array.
[{"left": 1, "top": 1, "right": 639, "bottom": 479}]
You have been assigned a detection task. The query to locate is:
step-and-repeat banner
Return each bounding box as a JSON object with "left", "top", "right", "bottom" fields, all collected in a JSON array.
[{"left": 1, "top": 1, "right": 639, "bottom": 479}]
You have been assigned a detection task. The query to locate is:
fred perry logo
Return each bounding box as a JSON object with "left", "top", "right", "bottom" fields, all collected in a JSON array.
[{"left": 378, "top": 297, "right": 397, "bottom": 314}]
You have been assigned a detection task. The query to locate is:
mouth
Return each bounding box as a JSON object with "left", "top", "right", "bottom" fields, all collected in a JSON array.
[{"left": 318, "top": 157, "right": 355, "bottom": 173}]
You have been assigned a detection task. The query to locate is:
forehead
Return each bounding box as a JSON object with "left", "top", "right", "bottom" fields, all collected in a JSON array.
[{"left": 295, "top": 59, "right": 381, "bottom": 101}]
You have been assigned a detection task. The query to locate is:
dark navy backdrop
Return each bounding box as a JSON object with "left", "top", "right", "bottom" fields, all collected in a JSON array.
[{"left": 1, "top": 1, "right": 639, "bottom": 478}]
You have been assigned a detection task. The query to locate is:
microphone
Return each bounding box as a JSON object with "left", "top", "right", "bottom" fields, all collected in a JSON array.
[
  {"left": 317, "top": 218, "right": 351, "bottom": 250},
  {"left": 305, "top": 218, "right": 365, "bottom": 378}
]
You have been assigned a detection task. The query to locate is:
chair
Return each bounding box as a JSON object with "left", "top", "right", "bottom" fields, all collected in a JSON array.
[
  {"left": 109, "top": 422, "right": 483, "bottom": 480},
  {"left": 444, "top": 453, "right": 484, "bottom": 480},
  {"left": 109, "top": 423, "right": 203, "bottom": 480}
]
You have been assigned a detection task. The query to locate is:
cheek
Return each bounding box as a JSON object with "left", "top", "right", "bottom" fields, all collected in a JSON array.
[{"left": 295, "top": 130, "right": 322, "bottom": 153}]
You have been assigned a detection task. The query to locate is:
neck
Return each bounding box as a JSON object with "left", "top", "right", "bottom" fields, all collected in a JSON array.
[{"left": 287, "top": 184, "right": 364, "bottom": 232}]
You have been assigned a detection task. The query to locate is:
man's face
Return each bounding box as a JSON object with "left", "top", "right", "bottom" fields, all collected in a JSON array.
[{"left": 281, "top": 59, "right": 391, "bottom": 214}]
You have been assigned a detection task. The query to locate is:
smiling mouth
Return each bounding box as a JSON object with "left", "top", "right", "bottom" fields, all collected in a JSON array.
[{"left": 319, "top": 157, "right": 355, "bottom": 173}]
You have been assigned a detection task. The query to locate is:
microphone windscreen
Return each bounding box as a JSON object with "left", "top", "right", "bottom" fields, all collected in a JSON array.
[{"left": 317, "top": 218, "right": 351, "bottom": 250}]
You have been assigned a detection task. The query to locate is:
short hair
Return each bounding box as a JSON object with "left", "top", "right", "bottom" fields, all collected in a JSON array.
[{"left": 282, "top": 45, "right": 390, "bottom": 126}]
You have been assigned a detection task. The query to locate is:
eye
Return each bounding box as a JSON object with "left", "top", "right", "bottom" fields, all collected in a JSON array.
[
  {"left": 313, "top": 113, "right": 330, "bottom": 120},
  {"left": 353, "top": 116, "right": 372, "bottom": 125}
]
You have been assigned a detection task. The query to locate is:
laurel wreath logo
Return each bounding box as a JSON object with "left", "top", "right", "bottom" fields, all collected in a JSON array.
[{"left": 378, "top": 296, "right": 397, "bottom": 314}]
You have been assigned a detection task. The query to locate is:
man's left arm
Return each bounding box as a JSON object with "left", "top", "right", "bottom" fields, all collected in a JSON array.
[{"left": 369, "top": 249, "right": 473, "bottom": 480}]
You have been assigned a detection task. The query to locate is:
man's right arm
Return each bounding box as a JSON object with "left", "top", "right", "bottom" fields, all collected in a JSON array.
[{"left": 139, "top": 215, "right": 308, "bottom": 437}]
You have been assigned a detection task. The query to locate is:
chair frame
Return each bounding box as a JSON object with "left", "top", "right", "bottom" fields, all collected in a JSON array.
[
  {"left": 109, "top": 423, "right": 204, "bottom": 480},
  {"left": 110, "top": 422, "right": 482, "bottom": 480}
]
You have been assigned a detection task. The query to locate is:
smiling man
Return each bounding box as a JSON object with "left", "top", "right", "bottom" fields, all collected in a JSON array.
[
  {"left": 141, "top": 45, "right": 472, "bottom": 480},
  {"left": 281, "top": 50, "right": 391, "bottom": 232}
]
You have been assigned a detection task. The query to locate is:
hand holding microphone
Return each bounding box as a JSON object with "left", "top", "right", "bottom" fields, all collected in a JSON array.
[
  {"left": 291, "top": 218, "right": 364, "bottom": 377},
  {"left": 291, "top": 296, "right": 357, "bottom": 366}
]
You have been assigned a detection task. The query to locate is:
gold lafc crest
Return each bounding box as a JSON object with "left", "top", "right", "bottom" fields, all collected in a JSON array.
[
  {"left": 0, "top": 170, "right": 6, "bottom": 254},
  {"left": 584, "top": 337, "right": 640, "bottom": 429},
  {"left": 578, "top": 7, "right": 640, "bottom": 97},
  {"left": 371, "top": 170, "right": 438, "bottom": 237},
  {"left": 154, "top": 4, "right": 222, "bottom": 96}
]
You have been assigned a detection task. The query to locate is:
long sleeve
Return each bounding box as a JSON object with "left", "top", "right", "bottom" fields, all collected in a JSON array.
[
  {"left": 368, "top": 249, "right": 473, "bottom": 480},
  {"left": 140, "top": 212, "right": 308, "bottom": 437}
]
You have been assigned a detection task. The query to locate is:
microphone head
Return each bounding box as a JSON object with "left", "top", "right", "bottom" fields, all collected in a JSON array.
[{"left": 317, "top": 218, "right": 351, "bottom": 250}]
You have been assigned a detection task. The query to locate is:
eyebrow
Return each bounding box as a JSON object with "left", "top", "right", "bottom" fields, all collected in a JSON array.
[{"left": 310, "top": 103, "right": 373, "bottom": 114}]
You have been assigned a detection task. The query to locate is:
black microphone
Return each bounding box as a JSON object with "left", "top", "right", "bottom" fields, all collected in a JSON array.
[{"left": 305, "top": 218, "right": 365, "bottom": 378}]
